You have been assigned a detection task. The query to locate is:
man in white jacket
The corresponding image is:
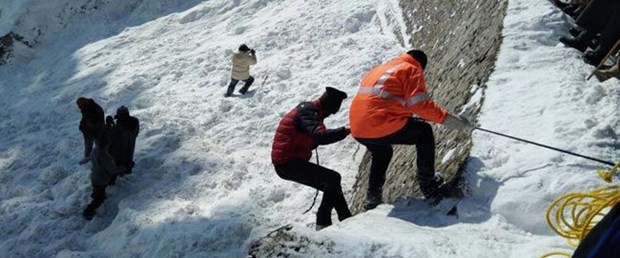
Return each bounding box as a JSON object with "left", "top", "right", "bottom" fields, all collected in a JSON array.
[{"left": 226, "top": 44, "right": 257, "bottom": 97}]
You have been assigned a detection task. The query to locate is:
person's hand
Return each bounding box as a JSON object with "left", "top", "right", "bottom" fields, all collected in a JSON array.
[
  {"left": 442, "top": 114, "right": 473, "bottom": 131},
  {"left": 250, "top": 49, "right": 256, "bottom": 55},
  {"left": 344, "top": 127, "right": 351, "bottom": 135}
]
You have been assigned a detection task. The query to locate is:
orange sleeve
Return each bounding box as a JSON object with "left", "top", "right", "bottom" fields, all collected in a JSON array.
[{"left": 401, "top": 67, "right": 448, "bottom": 123}]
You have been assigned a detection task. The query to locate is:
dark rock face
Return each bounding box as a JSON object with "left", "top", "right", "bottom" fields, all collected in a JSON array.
[
  {"left": 0, "top": 32, "right": 31, "bottom": 65},
  {"left": 349, "top": 0, "right": 507, "bottom": 213},
  {"left": 248, "top": 225, "right": 339, "bottom": 257}
]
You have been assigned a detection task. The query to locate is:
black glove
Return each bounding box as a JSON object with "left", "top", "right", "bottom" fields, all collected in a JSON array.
[{"left": 250, "top": 49, "right": 256, "bottom": 55}]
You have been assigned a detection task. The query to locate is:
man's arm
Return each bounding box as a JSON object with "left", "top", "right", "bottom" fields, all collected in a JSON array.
[
  {"left": 294, "top": 103, "right": 349, "bottom": 145},
  {"left": 402, "top": 68, "right": 447, "bottom": 123}
]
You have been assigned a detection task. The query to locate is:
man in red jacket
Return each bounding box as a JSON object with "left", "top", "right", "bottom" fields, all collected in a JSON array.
[{"left": 271, "top": 87, "right": 352, "bottom": 230}]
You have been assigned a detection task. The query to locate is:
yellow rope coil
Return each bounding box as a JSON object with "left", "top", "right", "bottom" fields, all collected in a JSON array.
[
  {"left": 543, "top": 184, "right": 620, "bottom": 257},
  {"left": 539, "top": 250, "right": 572, "bottom": 258},
  {"left": 597, "top": 161, "right": 620, "bottom": 183}
]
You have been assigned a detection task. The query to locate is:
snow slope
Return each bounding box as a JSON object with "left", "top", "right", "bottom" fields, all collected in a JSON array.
[{"left": 0, "top": 0, "right": 618, "bottom": 257}]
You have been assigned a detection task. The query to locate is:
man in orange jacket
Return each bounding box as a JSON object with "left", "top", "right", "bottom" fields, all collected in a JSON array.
[{"left": 349, "top": 49, "right": 471, "bottom": 210}]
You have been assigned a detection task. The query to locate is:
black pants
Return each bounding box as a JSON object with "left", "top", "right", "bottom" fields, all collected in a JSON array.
[
  {"left": 274, "top": 160, "right": 352, "bottom": 226},
  {"left": 85, "top": 185, "right": 107, "bottom": 211},
  {"left": 226, "top": 76, "right": 255, "bottom": 95},
  {"left": 83, "top": 133, "right": 95, "bottom": 158},
  {"left": 355, "top": 118, "right": 436, "bottom": 194}
]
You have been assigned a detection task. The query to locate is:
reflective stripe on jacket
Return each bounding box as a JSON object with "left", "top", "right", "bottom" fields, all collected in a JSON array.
[{"left": 349, "top": 54, "right": 447, "bottom": 139}]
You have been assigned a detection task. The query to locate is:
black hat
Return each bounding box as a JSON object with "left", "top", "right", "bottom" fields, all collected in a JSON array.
[
  {"left": 239, "top": 44, "right": 250, "bottom": 52},
  {"left": 406, "top": 49, "right": 427, "bottom": 70},
  {"left": 115, "top": 105, "right": 129, "bottom": 119},
  {"left": 319, "top": 87, "right": 348, "bottom": 114}
]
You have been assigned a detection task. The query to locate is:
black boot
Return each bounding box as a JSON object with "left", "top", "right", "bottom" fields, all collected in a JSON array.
[
  {"left": 363, "top": 190, "right": 383, "bottom": 211},
  {"left": 238, "top": 76, "right": 255, "bottom": 95},
  {"left": 82, "top": 207, "right": 96, "bottom": 220},
  {"left": 560, "top": 31, "right": 593, "bottom": 52},
  {"left": 419, "top": 174, "right": 445, "bottom": 205},
  {"left": 569, "top": 27, "right": 582, "bottom": 38},
  {"left": 584, "top": 49, "right": 604, "bottom": 66}
]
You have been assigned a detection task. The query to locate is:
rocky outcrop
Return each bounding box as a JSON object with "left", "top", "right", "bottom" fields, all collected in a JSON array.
[
  {"left": 349, "top": 0, "right": 507, "bottom": 213},
  {"left": 0, "top": 32, "right": 31, "bottom": 65},
  {"left": 248, "top": 225, "right": 339, "bottom": 257}
]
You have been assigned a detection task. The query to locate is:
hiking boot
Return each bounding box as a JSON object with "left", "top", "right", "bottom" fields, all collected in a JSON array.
[
  {"left": 315, "top": 224, "right": 330, "bottom": 231},
  {"left": 363, "top": 191, "right": 383, "bottom": 211},
  {"left": 78, "top": 156, "right": 90, "bottom": 165},
  {"left": 559, "top": 31, "right": 592, "bottom": 52},
  {"left": 419, "top": 173, "right": 445, "bottom": 205},
  {"left": 568, "top": 27, "right": 581, "bottom": 38},
  {"left": 584, "top": 50, "right": 604, "bottom": 66},
  {"left": 82, "top": 208, "right": 96, "bottom": 220}
]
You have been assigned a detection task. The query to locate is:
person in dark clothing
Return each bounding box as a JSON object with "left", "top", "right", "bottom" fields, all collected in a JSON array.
[
  {"left": 107, "top": 106, "right": 140, "bottom": 185},
  {"left": 271, "top": 87, "right": 352, "bottom": 230},
  {"left": 559, "top": 0, "right": 620, "bottom": 65},
  {"left": 112, "top": 106, "right": 139, "bottom": 174},
  {"left": 76, "top": 97, "right": 104, "bottom": 165},
  {"left": 83, "top": 129, "right": 126, "bottom": 220}
]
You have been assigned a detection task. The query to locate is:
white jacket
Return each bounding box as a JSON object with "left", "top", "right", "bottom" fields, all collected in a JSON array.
[{"left": 230, "top": 50, "right": 257, "bottom": 80}]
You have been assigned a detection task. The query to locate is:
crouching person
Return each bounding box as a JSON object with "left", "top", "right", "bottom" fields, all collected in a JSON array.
[
  {"left": 83, "top": 131, "right": 126, "bottom": 220},
  {"left": 271, "top": 87, "right": 352, "bottom": 230}
]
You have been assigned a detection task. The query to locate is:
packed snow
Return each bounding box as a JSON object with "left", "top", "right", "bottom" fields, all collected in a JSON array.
[{"left": 0, "top": 0, "right": 618, "bottom": 257}]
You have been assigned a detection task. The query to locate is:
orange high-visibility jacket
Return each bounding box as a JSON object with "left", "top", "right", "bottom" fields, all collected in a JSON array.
[{"left": 349, "top": 54, "right": 448, "bottom": 139}]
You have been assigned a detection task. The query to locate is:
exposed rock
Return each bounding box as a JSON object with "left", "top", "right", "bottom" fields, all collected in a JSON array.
[
  {"left": 349, "top": 0, "right": 508, "bottom": 213},
  {"left": 0, "top": 32, "right": 31, "bottom": 65},
  {"left": 248, "top": 225, "right": 340, "bottom": 257}
]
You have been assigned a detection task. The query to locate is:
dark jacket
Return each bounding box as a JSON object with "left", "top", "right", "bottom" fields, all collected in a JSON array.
[
  {"left": 79, "top": 99, "right": 104, "bottom": 138},
  {"left": 109, "top": 116, "right": 139, "bottom": 166},
  {"left": 271, "top": 100, "right": 349, "bottom": 165}
]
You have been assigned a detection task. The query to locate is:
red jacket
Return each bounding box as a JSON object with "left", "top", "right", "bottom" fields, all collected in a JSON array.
[{"left": 271, "top": 100, "right": 349, "bottom": 165}]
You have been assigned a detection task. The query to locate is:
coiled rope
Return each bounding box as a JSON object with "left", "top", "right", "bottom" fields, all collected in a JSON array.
[
  {"left": 542, "top": 184, "right": 620, "bottom": 257},
  {"left": 473, "top": 128, "right": 620, "bottom": 257}
]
